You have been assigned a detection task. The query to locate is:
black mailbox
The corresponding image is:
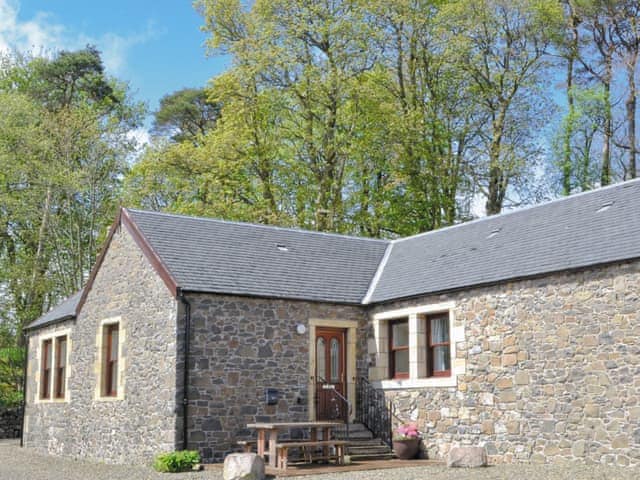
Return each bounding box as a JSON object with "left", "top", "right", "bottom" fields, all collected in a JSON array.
[{"left": 265, "top": 388, "right": 278, "bottom": 405}]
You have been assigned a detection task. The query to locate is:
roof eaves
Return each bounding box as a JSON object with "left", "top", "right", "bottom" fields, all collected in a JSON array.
[
  {"left": 24, "top": 314, "right": 76, "bottom": 333},
  {"left": 180, "top": 288, "right": 365, "bottom": 306}
]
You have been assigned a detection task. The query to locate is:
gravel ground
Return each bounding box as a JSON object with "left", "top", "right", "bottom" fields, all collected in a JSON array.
[{"left": 1, "top": 440, "right": 637, "bottom": 480}]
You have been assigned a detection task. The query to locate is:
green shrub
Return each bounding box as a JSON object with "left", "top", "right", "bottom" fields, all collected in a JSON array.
[
  {"left": 0, "top": 347, "right": 25, "bottom": 408},
  {"left": 153, "top": 450, "right": 201, "bottom": 473}
]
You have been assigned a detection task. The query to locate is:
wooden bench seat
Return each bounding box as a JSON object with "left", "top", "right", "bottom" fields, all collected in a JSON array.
[{"left": 274, "top": 440, "right": 348, "bottom": 470}]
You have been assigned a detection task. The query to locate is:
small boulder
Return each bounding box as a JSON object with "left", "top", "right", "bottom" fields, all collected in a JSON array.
[
  {"left": 447, "top": 446, "right": 487, "bottom": 468},
  {"left": 223, "top": 453, "right": 265, "bottom": 480}
]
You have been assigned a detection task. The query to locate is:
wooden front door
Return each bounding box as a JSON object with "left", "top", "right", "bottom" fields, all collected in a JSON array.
[{"left": 315, "top": 327, "right": 347, "bottom": 421}]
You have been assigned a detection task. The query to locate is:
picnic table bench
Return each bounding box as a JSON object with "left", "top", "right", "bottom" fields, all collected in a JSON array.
[
  {"left": 275, "top": 440, "right": 348, "bottom": 470},
  {"left": 247, "top": 421, "right": 344, "bottom": 470}
]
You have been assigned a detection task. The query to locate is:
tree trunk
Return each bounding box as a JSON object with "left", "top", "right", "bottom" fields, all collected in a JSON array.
[
  {"left": 563, "top": 54, "right": 575, "bottom": 195},
  {"left": 486, "top": 108, "right": 508, "bottom": 215},
  {"left": 562, "top": 6, "right": 579, "bottom": 195},
  {"left": 626, "top": 51, "right": 637, "bottom": 179},
  {"left": 600, "top": 47, "right": 614, "bottom": 186}
]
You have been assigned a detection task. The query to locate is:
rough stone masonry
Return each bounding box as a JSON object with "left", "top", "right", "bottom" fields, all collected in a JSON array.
[{"left": 370, "top": 260, "right": 640, "bottom": 467}]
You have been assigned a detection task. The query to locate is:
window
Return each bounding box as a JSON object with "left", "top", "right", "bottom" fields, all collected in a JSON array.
[
  {"left": 54, "top": 336, "right": 67, "bottom": 399},
  {"left": 427, "top": 314, "right": 451, "bottom": 377},
  {"left": 103, "top": 323, "right": 119, "bottom": 397},
  {"left": 371, "top": 302, "right": 462, "bottom": 388},
  {"left": 40, "top": 339, "right": 52, "bottom": 399},
  {"left": 389, "top": 320, "right": 409, "bottom": 379}
]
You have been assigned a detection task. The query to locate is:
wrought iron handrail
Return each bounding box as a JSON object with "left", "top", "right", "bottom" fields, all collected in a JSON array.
[{"left": 356, "top": 376, "right": 393, "bottom": 447}]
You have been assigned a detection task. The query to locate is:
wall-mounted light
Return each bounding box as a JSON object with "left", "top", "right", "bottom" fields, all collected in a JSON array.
[{"left": 296, "top": 324, "right": 307, "bottom": 335}]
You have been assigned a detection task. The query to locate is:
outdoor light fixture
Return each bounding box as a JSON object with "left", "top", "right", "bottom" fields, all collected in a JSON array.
[{"left": 296, "top": 324, "right": 307, "bottom": 335}]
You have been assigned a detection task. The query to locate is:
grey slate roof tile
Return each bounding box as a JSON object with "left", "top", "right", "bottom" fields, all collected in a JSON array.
[
  {"left": 368, "top": 178, "right": 640, "bottom": 303},
  {"left": 26, "top": 179, "right": 640, "bottom": 330},
  {"left": 25, "top": 289, "right": 82, "bottom": 330},
  {"left": 126, "top": 209, "right": 389, "bottom": 304}
]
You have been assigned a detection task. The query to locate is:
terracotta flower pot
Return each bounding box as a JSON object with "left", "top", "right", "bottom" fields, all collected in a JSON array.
[{"left": 393, "top": 437, "right": 420, "bottom": 459}]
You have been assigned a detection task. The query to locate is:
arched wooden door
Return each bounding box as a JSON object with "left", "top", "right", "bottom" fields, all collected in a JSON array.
[{"left": 315, "top": 327, "right": 347, "bottom": 421}]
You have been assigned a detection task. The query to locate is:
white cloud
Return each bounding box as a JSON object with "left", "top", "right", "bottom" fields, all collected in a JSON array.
[
  {"left": 0, "top": 0, "right": 64, "bottom": 54},
  {"left": 0, "top": 0, "right": 158, "bottom": 75}
]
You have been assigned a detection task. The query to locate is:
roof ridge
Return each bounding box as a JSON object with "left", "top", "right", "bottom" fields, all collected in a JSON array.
[
  {"left": 125, "top": 208, "right": 390, "bottom": 244},
  {"left": 362, "top": 242, "right": 394, "bottom": 304},
  {"left": 392, "top": 178, "right": 640, "bottom": 245}
]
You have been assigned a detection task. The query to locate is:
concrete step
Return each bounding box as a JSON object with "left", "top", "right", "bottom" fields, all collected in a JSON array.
[
  {"left": 348, "top": 452, "right": 395, "bottom": 461},
  {"left": 348, "top": 445, "right": 393, "bottom": 455},
  {"left": 345, "top": 439, "right": 387, "bottom": 447},
  {"left": 334, "top": 432, "right": 374, "bottom": 440}
]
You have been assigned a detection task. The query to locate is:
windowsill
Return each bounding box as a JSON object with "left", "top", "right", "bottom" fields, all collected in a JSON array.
[
  {"left": 95, "top": 395, "right": 124, "bottom": 402},
  {"left": 35, "top": 398, "right": 69, "bottom": 404},
  {"left": 373, "top": 376, "right": 457, "bottom": 390}
]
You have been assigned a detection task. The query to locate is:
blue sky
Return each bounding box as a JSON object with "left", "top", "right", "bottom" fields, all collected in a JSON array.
[{"left": 0, "top": 0, "right": 230, "bottom": 126}]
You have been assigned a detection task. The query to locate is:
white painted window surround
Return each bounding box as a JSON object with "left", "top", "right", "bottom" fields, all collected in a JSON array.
[{"left": 369, "top": 302, "right": 465, "bottom": 389}]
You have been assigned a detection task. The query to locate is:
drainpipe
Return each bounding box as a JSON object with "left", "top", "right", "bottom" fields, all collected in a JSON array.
[
  {"left": 178, "top": 289, "right": 191, "bottom": 451},
  {"left": 19, "top": 333, "right": 29, "bottom": 447}
]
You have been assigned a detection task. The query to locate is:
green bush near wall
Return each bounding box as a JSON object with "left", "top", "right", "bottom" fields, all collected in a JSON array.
[
  {"left": 153, "top": 450, "right": 201, "bottom": 473},
  {"left": 0, "top": 347, "right": 24, "bottom": 408}
]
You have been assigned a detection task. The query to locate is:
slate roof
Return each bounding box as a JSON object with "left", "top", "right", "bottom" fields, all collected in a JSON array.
[
  {"left": 25, "top": 289, "right": 83, "bottom": 330},
  {"left": 367, "top": 178, "right": 640, "bottom": 303},
  {"left": 27, "top": 178, "right": 640, "bottom": 330},
  {"left": 126, "top": 209, "right": 390, "bottom": 304}
]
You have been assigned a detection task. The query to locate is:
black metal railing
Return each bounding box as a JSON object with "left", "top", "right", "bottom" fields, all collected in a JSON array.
[{"left": 356, "top": 376, "right": 393, "bottom": 447}]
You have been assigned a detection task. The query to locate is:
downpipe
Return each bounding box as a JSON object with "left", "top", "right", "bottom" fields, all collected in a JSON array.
[{"left": 178, "top": 289, "right": 191, "bottom": 451}]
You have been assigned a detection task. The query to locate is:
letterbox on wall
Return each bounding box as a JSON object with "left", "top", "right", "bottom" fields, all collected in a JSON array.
[{"left": 265, "top": 388, "right": 278, "bottom": 405}]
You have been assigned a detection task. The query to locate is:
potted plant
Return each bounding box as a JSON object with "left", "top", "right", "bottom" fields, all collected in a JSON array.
[{"left": 393, "top": 423, "right": 421, "bottom": 459}]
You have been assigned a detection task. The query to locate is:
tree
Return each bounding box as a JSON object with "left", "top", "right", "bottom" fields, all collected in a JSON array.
[
  {"left": 440, "top": 0, "right": 563, "bottom": 215},
  {"left": 0, "top": 48, "right": 144, "bottom": 339},
  {"left": 612, "top": 1, "right": 639, "bottom": 179},
  {"left": 367, "top": 0, "right": 482, "bottom": 233},
  {"left": 153, "top": 88, "right": 221, "bottom": 144}
]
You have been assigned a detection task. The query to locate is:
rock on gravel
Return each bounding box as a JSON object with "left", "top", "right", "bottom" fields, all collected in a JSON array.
[
  {"left": 223, "top": 453, "right": 264, "bottom": 480},
  {"left": 447, "top": 446, "right": 488, "bottom": 468}
]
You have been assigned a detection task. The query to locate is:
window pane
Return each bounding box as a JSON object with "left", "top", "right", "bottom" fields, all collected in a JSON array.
[
  {"left": 391, "top": 321, "right": 409, "bottom": 348},
  {"left": 44, "top": 341, "right": 52, "bottom": 369},
  {"left": 110, "top": 361, "right": 118, "bottom": 394},
  {"left": 430, "top": 316, "right": 449, "bottom": 343},
  {"left": 393, "top": 349, "right": 409, "bottom": 375},
  {"left": 316, "top": 338, "right": 326, "bottom": 381},
  {"left": 58, "top": 367, "right": 66, "bottom": 397},
  {"left": 58, "top": 338, "right": 67, "bottom": 368},
  {"left": 330, "top": 338, "right": 340, "bottom": 382},
  {"left": 110, "top": 328, "right": 119, "bottom": 361},
  {"left": 432, "top": 346, "right": 450, "bottom": 372}
]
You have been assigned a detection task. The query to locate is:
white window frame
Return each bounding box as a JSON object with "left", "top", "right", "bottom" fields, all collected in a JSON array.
[
  {"left": 34, "top": 328, "right": 72, "bottom": 403},
  {"left": 369, "top": 302, "right": 465, "bottom": 389}
]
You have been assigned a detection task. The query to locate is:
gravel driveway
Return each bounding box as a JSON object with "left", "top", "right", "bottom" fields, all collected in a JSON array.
[{"left": 1, "top": 440, "right": 637, "bottom": 480}]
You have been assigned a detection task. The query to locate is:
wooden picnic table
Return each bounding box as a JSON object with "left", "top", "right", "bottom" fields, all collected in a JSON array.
[{"left": 247, "top": 421, "right": 343, "bottom": 468}]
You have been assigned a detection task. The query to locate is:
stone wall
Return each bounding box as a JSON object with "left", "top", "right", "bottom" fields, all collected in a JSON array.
[
  {"left": 368, "top": 260, "right": 640, "bottom": 467},
  {"left": 181, "top": 293, "right": 368, "bottom": 462},
  {"left": 0, "top": 407, "right": 22, "bottom": 438},
  {"left": 23, "top": 226, "right": 178, "bottom": 464}
]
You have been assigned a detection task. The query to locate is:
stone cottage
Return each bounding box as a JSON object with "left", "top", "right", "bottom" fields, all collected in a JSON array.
[{"left": 23, "top": 179, "right": 640, "bottom": 466}]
